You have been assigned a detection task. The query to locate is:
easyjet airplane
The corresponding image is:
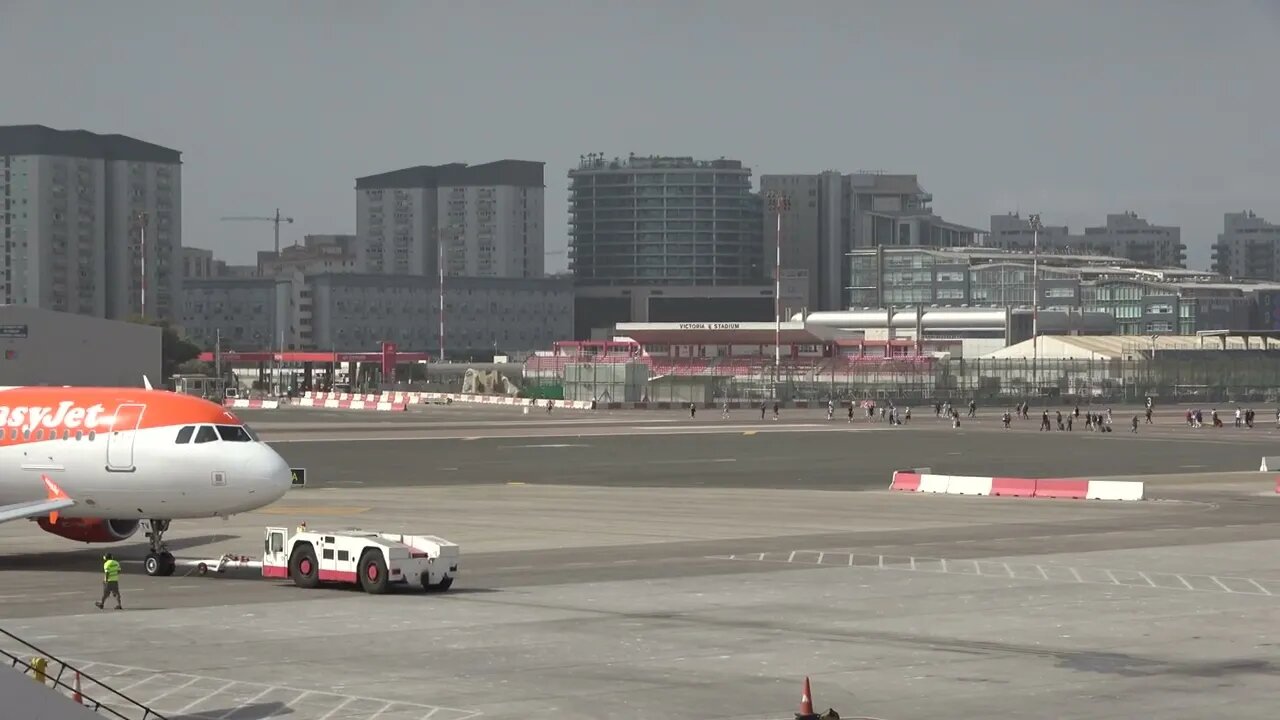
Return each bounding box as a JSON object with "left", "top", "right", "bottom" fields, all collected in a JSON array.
[{"left": 0, "top": 384, "right": 292, "bottom": 576}]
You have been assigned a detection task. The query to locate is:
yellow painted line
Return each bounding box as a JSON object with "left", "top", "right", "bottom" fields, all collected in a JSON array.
[
  {"left": 507, "top": 481, "right": 526, "bottom": 486},
  {"left": 257, "top": 506, "right": 370, "bottom": 516},
  {"left": 464, "top": 437, "right": 480, "bottom": 441},
  {"left": 743, "top": 431, "right": 757, "bottom": 436}
]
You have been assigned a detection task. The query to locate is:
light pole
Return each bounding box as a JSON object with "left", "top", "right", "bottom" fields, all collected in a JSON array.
[
  {"left": 1028, "top": 213, "right": 1042, "bottom": 395},
  {"left": 766, "top": 191, "right": 791, "bottom": 400},
  {"left": 134, "top": 211, "right": 149, "bottom": 319},
  {"left": 438, "top": 227, "right": 446, "bottom": 364}
]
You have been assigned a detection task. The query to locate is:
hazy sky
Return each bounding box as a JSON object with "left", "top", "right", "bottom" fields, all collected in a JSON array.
[{"left": 3, "top": 0, "right": 1277, "bottom": 271}]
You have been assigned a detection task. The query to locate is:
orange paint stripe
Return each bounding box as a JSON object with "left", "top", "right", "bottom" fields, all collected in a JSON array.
[{"left": 0, "top": 387, "right": 237, "bottom": 447}]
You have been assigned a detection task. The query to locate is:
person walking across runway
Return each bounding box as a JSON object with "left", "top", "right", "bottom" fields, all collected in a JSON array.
[{"left": 95, "top": 553, "right": 123, "bottom": 610}]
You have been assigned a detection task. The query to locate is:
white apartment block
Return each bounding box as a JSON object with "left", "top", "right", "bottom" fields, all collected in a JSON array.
[
  {"left": 0, "top": 125, "right": 182, "bottom": 321},
  {"left": 988, "top": 212, "right": 1185, "bottom": 269},
  {"left": 182, "top": 272, "right": 572, "bottom": 356},
  {"left": 1212, "top": 211, "right": 1280, "bottom": 281},
  {"left": 258, "top": 234, "right": 359, "bottom": 277},
  {"left": 355, "top": 161, "right": 545, "bottom": 279},
  {"left": 183, "top": 247, "right": 216, "bottom": 279}
]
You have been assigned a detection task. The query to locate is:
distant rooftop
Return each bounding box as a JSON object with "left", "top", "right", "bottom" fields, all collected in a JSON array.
[
  {"left": 0, "top": 124, "right": 181, "bottom": 163},
  {"left": 356, "top": 160, "right": 544, "bottom": 189},
  {"left": 902, "top": 246, "right": 1138, "bottom": 266},
  {"left": 573, "top": 153, "right": 747, "bottom": 172}
]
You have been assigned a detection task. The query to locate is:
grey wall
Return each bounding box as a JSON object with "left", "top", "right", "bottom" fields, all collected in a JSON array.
[{"left": 0, "top": 306, "right": 160, "bottom": 386}]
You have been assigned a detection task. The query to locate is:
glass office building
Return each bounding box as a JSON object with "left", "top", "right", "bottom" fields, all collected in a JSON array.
[
  {"left": 568, "top": 154, "right": 764, "bottom": 287},
  {"left": 848, "top": 247, "right": 1280, "bottom": 335}
]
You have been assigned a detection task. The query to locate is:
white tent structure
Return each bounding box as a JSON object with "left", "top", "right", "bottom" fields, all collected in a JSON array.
[{"left": 983, "top": 334, "right": 1280, "bottom": 361}]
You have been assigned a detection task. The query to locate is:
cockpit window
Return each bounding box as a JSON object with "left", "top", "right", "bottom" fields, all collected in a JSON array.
[
  {"left": 194, "top": 425, "right": 218, "bottom": 444},
  {"left": 175, "top": 426, "right": 195, "bottom": 444},
  {"left": 242, "top": 424, "right": 260, "bottom": 442},
  {"left": 216, "top": 425, "right": 253, "bottom": 442}
]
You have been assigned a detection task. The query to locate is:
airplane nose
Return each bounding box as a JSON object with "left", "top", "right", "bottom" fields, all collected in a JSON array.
[{"left": 252, "top": 445, "right": 294, "bottom": 501}]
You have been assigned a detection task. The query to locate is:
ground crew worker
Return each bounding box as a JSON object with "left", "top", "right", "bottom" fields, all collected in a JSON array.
[
  {"left": 296, "top": 521, "right": 307, "bottom": 534},
  {"left": 95, "top": 553, "right": 122, "bottom": 610}
]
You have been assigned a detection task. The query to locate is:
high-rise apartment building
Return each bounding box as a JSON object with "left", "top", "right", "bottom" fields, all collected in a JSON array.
[
  {"left": 1212, "top": 211, "right": 1280, "bottom": 280},
  {"left": 354, "top": 161, "right": 545, "bottom": 279},
  {"left": 568, "top": 154, "right": 764, "bottom": 286},
  {"left": 567, "top": 154, "right": 771, "bottom": 338},
  {"left": 0, "top": 125, "right": 181, "bottom": 321},
  {"left": 988, "top": 212, "right": 1185, "bottom": 268},
  {"left": 759, "top": 171, "right": 981, "bottom": 312}
]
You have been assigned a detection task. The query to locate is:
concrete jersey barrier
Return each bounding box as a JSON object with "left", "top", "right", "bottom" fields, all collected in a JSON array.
[
  {"left": 223, "top": 398, "right": 280, "bottom": 410},
  {"left": 293, "top": 398, "right": 407, "bottom": 412},
  {"left": 890, "top": 472, "right": 1144, "bottom": 502}
]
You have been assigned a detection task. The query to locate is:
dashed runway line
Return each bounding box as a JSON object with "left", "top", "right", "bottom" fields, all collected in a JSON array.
[
  {"left": 41, "top": 658, "right": 482, "bottom": 720},
  {"left": 708, "top": 550, "right": 1280, "bottom": 598}
]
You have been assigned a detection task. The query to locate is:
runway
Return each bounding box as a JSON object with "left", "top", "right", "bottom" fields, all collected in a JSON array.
[{"left": 4, "top": 404, "right": 1280, "bottom": 719}]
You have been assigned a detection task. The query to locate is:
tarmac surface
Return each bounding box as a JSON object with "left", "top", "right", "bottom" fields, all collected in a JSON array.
[{"left": 3, "top": 403, "right": 1280, "bottom": 719}]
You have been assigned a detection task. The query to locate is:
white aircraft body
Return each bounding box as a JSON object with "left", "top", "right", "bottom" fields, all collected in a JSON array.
[{"left": 0, "top": 384, "right": 293, "bottom": 575}]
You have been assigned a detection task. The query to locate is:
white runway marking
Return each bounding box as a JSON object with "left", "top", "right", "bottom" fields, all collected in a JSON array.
[
  {"left": 51, "top": 658, "right": 482, "bottom": 720},
  {"left": 709, "top": 550, "right": 1280, "bottom": 599}
]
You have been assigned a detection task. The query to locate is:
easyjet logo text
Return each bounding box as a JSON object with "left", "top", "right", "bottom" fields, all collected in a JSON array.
[{"left": 0, "top": 402, "right": 107, "bottom": 432}]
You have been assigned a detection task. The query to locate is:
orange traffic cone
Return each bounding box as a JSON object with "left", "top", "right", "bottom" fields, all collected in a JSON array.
[
  {"left": 72, "top": 670, "right": 83, "bottom": 704},
  {"left": 796, "top": 676, "right": 818, "bottom": 720}
]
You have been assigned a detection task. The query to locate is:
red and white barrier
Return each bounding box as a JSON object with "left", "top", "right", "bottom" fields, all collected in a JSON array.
[
  {"left": 293, "top": 398, "right": 407, "bottom": 412},
  {"left": 301, "top": 391, "right": 384, "bottom": 402},
  {"left": 415, "top": 392, "right": 594, "bottom": 411},
  {"left": 223, "top": 398, "right": 280, "bottom": 410},
  {"left": 302, "top": 390, "right": 593, "bottom": 410},
  {"left": 890, "top": 471, "right": 1143, "bottom": 501}
]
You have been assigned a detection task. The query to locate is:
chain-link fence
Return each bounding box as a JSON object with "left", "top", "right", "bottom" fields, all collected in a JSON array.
[{"left": 537, "top": 353, "right": 1280, "bottom": 406}]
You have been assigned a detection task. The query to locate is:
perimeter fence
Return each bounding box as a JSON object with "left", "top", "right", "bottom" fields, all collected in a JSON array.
[{"left": 530, "top": 352, "right": 1280, "bottom": 406}]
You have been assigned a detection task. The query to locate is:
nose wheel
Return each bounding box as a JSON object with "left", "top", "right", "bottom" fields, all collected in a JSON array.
[{"left": 143, "top": 519, "right": 176, "bottom": 577}]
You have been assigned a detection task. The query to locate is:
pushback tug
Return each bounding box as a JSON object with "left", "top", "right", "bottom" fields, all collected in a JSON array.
[{"left": 187, "top": 526, "right": 459, "bottom": 594}]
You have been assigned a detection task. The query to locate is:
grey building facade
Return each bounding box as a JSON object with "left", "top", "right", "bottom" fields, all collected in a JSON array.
[
  {"left": 183, "top": 273, "right": 572, "bottom": 355},
  {"left": 181, "top": 275, "right": 286, "bottom": 350},
  {"left": 355, "top": 161, "right": 545, "bottom": 280},
  {"left": 1212, "top": 211, "right": 1280, "bottom": 280},
  {"left": 760, "top": 171, "right": 981, "bottom": 313},
  {"left": 568, "top": 154, "right": 764, "bottom": 287},
  {"left": 0, "top": 125, "right": 182, "bottom": 322},
  {"left": 988, "top": 212, "right": 1185, "bottom": 268}
]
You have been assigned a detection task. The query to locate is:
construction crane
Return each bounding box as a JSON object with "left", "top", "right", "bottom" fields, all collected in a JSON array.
[
  {"left": 219, "top": 208, "right": 293, "bottom": 395},
  {"left": 220, "top": 209, "right": 294, "bottom": 256}
]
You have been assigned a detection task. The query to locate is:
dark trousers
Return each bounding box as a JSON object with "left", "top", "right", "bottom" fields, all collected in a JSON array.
[{"left": 99, "top": 581, "right": 121, "bottom": 607}]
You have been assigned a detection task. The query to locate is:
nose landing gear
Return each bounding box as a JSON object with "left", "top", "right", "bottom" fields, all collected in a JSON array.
[{"left": 143, "top": 519, "right": 176, "bottom": 577}]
